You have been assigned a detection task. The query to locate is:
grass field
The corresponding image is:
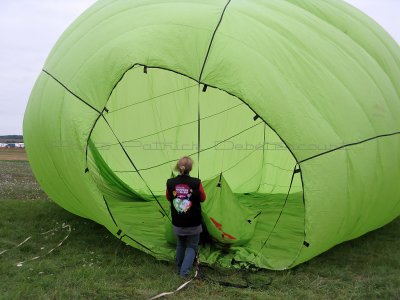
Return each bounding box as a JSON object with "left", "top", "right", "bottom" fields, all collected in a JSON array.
[
  {"left": 0, "top": 159, "right": 47, "bottom": 200},
  {"left": 0, "top": 159, "right": 399, "bottom": 299}
]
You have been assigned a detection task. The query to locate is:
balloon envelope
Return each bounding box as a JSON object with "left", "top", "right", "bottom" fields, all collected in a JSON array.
[{"left": 24, "top": 0, "right": 400, "bottom": 270}]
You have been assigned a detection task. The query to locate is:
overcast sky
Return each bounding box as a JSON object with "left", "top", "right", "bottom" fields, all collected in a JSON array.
[{"left": 0, "top": 0, "right": 399, "bottom": 136}]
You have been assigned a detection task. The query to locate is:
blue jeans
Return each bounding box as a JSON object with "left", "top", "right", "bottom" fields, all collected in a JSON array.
[{"left": 176, "top": 234, "right": 200, "bottom": 277}]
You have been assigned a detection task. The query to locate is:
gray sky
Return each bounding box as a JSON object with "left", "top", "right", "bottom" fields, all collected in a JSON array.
[{"left": 0, "top": 0, "right": 399, "bottom": 135}]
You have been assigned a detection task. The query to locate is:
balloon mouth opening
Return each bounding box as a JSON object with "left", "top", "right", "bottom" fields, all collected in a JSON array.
[{"left": 86, "top": 65, "right": 305, "bottom": 269}]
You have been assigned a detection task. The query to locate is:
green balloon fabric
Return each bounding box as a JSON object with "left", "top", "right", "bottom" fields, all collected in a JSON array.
[
  {"left": 202, "top": 174, "right": 259, "bottom": 246},
  {"left": 24, "top": 0, "right": 400, "bottom": 270}
]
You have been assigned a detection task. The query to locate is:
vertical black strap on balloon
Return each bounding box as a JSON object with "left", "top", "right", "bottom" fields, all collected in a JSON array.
[
  {"left": 216, "top": 172, "right": 222, "bottom": 187},
  {"left": 197, "top": 87, "right": 201, "bottom": 179},
  {"left": 197, "top": 0, "right": 232, "bottom": 179},
  {"left": 255, "top": 164, "right": 301, "bottom": 256},
  {"left": 198, "top": 0, "right": 232, "bottom": 82},
  {"left": 257, "top": 124, "right": 267, "bottom": 192},
  {"left": 103, "top": 196, "right": 122, "bottom": 236}
]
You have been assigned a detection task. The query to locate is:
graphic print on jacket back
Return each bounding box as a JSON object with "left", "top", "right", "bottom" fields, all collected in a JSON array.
[
  {"left": 172, "top": 184, "right": 192, "bottom": 213},
  {"left": 167, "top": 175, "right": 202, "bottom": 227}
]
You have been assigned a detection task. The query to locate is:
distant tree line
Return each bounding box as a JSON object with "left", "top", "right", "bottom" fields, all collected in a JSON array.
[{"left": 0, "top": 135, "right": 23, "bottom": 143}]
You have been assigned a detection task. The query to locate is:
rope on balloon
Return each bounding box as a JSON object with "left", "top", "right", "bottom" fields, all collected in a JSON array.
[
  {"left": 0, "top": 223, "right": 71, "bottom": 267},
  {"left": 16, "top": 223, "right": 71, "bottom": 267},
  {"left": 148, "top": 252, "right": 200, "bottom": 300},
  {"left": 0, "top": 236, "right": 32, "bottom": 255}
]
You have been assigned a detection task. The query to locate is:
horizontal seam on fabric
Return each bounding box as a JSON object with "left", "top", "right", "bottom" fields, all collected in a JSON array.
[
  {"left": 102, "top": 63, "right": 299, "bottom": 166},
  {"left": 96, "top": 103, "right": 244, "bottom": 149},
  {"left": 108, "top": 84, "right": 198, "bottom": 114},
  {"left": 118, "top": 122, "right": 264, "bottom": 173},
  {"left": 299, "top": 131, "right": 400, "bottom": 164}
]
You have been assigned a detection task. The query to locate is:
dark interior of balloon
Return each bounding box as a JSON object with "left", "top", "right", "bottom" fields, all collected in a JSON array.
[{"left": 87, "top": 67, "right": 305, "bottom": 268}]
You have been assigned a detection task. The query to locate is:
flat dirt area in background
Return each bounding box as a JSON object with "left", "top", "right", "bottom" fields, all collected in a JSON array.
[{"left": 0, "top": 148, "right": 27, "bottom": 161}]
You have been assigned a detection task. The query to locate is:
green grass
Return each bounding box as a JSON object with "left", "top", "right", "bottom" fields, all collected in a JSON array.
[
  {"left": 0, "top": 161, "right": 48, "bottom": 201},
  {"left": 0, "top": 160, "right": 399, "bottom": 299}
]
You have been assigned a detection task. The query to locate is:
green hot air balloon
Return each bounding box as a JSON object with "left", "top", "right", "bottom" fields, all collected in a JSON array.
[{"left": 24, "top": 0, "right": 400, "bottom": 270}]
